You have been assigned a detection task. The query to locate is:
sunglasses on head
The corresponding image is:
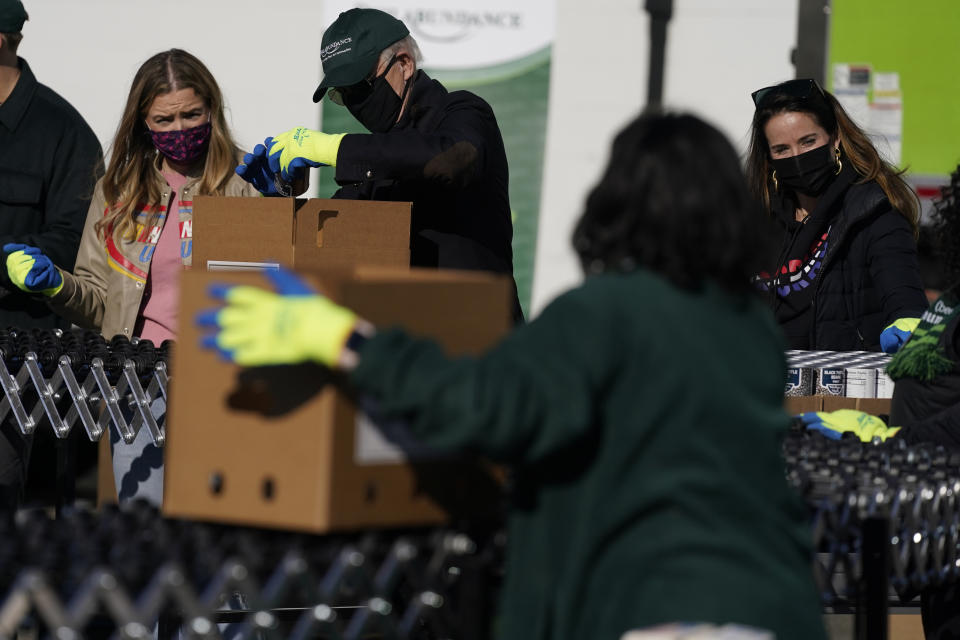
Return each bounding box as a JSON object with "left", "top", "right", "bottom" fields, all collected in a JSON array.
[
  {"left": 328, "top": 55, "right": 399, "bottom": 106},
  {"left": 751, "top": 78, "right": 826, "bottom": 109}
]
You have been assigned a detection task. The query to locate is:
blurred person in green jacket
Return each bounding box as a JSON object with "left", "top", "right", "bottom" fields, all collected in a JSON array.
[{"left": 198, "top": 111, "right": 827, "bottom": 640}]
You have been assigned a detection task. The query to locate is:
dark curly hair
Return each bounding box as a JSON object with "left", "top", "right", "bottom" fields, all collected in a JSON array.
[
  {"left": 932, "top": 164, "right": 960, "bottom": 288},
  {"left": 572, "top": 110, "right": 766, "bottom": 294}
]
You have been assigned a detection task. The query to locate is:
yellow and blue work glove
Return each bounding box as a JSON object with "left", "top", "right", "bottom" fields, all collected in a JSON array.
[
  {"left": 879, "top": 317, "right": 920, "bottom": 354},
  {"left": 3, "top": 243, "right": 63, "bottom": 296},
  {"left": 235, "top": 137, "right": 282, "bottom": 196},
  {"left": 267, "top": 127, "right": 345, "bottom": 182},
  {"left": 799, "top": 409, "right": 901, "bottom": 443},
  {"left": 195, "top": 267, "right": 359, "bottom": 368}
]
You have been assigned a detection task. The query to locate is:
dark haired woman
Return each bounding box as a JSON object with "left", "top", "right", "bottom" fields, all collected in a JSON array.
[
  {"left": 198, "top": 111, "right": 827, "bottom": 640},
  {"left": 747, "top": 78, "right": 927, "bottom": 352},
  {"left": 4, "top": 49, "right": 257, "bottom": 505}
]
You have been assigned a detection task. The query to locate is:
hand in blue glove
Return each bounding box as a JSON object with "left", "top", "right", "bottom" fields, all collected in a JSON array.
[
  {"left": 235, "top": 138, "right": 282, "bottom": 196},
  {"left": 799, "top": 409, "right": 900, "bottom": 443},
  {"left": 196, "top": 267, "right": 366, "bottom": 368},
  {"left": 880, "top": 317, "right": 921, "bottom": 354},
  {"left": 3, "top": 243, "right": 63, "bottom": 296}
]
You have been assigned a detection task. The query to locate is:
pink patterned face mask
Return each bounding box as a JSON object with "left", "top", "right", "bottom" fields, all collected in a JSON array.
[{"left": 148, "top": 122, "right": 212, "bottom": 165}]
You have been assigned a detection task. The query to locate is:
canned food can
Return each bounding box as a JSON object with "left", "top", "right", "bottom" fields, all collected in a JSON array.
[
  {"left": 844, "top": 367, "right": 877, "bottom": 398},
  {"left": 876, "top": 370, "right": 896, "bottom": 398},
  {"left": 785, "top": 366, "right": 814, "bottom": 396},
  {"left": 815, "top": 367, "right": 846, "bottom": 396}
]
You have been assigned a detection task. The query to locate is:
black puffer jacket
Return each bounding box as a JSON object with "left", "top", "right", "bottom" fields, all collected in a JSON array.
[{"left": 773, "top": 169, "right": 927, "bottom": 350}]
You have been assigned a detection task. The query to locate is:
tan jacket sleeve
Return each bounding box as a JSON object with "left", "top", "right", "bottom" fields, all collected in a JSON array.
[{"left": 47, "top": 180, "right": 109, "bottom": 330}]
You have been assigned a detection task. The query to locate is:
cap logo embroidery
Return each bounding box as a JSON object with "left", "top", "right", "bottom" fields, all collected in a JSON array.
[{"left": 321, "top": 37, "right": 353, "bottom": 63}]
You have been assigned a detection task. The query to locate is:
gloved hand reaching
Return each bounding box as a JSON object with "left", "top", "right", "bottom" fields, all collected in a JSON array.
[
  {"left": 196, "top": 267, "right": 366, "bottom": 368},
  {"left": 235, "top": 138, "right": 282, "bottom": 195},
  {"left": 879, "top": 317, "right": 921, "bottom": 354},
  {"left": 267, "top": 127, "right": 345, "bottom": 182},
  {"left": 3, "top": 243, "right": 63, "bottom": 296},
  {"left": 799, "top": 409, "right": 901, "bottom": 443}
]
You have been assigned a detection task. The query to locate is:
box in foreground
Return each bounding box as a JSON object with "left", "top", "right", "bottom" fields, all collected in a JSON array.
[{"left": 164, "top": 267, "right": 513, "bottom": 532}]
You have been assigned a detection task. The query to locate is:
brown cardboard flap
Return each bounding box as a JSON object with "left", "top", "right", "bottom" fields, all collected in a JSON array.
[
  {"left": 342, "top": 277, "right": 512, "bottom": 354},
  {"left": 785, "top": 396, "right": 891, "bottom": 417},
  {"left": 821, "top": 396, "right": 860, "bottom": 412},
  {"left": 295, "top": 199, "right": 411, "bottom": 251},
  {"left": 294, "top": 247, "right": 411, "bottom": 272},
  {"left": 855, "top": 398, "right": 892, "bottom": 416},
  {"left": 193, "top": 196, "right": 297, "bottom": 268},
  {"left": 785, "top": 396, "right": 823, "bottom": 414},
  {"left": 819, "top": 396, "right": 892, "bottom": 415},
  {"left": 352, "top": 266, "right": 508, "bottom": 283},
  {"left": 194, "top": 196, "right": 413, "bottom": 273}
]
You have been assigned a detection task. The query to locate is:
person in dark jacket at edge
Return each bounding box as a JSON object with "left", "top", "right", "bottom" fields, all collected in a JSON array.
[
  {"left": 0, "top": 0, "right": 103, "bottom": 509},
  {"left": 746, "top": 78, "right": 927, "bottom": 353},
  {"left": 237, "top": 7, "right": 523, "bottom": 324},
  {"left": 198, "top": 111, "right": 828, "bottom": 640},
  {"left": 800, "top": 164, "right": 960, "bottom": 639}
]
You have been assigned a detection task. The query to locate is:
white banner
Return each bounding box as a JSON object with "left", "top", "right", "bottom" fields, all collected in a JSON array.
[{"left": 323, "top": 1, "right": 555, "bottom": 69}]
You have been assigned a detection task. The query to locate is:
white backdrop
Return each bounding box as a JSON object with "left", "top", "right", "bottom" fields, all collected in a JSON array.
[
  {"left": 18, "top": 0, "right": 798, "bottom": 317},
  {"left": 532, "top": 0, "right": 798, "bottom": 313},
  {"left": 19, "top": 0, "right": 326, "bottom": 153}
]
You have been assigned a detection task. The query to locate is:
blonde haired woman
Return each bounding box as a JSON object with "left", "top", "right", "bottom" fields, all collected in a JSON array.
[{"left": 4, "top": 48, "right": 257, "bottom": 504}]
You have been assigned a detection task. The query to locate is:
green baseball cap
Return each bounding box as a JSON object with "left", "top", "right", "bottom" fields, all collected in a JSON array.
[
  {"left": 312, "top": 8, "right": 409, "bottom": 103},
  {"left": 0, "top": 0, "right": 27, "bottom": 32}
]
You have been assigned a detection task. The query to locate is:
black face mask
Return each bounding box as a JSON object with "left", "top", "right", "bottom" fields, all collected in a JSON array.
[
  {"left": 343, "top": 58, "right": 413, "bottom": 133},
  {"left": 771, "top": 144, "right": 839, "bottom": 197}
]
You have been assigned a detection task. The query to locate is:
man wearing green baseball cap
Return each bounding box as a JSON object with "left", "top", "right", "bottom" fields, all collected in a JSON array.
[
  {"left": 0, "top": 0, "right": 103, "bottom": 510},
  {"left": 237, "top": 7, "right": 523, "bottom": 323}
]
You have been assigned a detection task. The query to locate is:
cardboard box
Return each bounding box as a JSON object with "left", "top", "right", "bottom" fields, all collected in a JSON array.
[
  {"left": 163, "top": 267, "right": 513, "bottom": 532},
  {"left": 784, "top": 396, "right": 891, "bottom": 415},
  {"left": 192, "top": 196, "right": 411, "bottom": 272}
]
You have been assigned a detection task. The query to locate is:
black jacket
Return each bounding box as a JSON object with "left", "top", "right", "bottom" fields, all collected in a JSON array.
[
  {"left": 891, "top": 292, "right": 960, "bottom": 448},
  {"left": 772, "top": 169, "right": 927, "bottom": 350},
  {"left": 333, "top": 71, "right": 522, "bottom": 322},
  {"left": 0, "top": 58, "right": 102, "bottom": 330}
]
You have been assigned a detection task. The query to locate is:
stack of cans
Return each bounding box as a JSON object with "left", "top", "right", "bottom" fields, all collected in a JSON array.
[{"left": 785, "top": 350, "right": 894, "bottom": 398}]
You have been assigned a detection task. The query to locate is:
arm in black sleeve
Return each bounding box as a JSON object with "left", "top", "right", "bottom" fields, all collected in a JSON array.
[
  {"left": 335, "top": 98, "right": 492, "bottom": 189},
  {"left": 0, "top": 120, "right": 103, "bottom": 275},
  {"left": 897, "top": 314, "right": 960, "bottom": 448},
  {"left": 866, "top": 209, "right": 928, "bottom": 326}
]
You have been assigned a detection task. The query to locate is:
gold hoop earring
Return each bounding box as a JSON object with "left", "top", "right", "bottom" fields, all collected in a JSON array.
[{"left": 771, "top": 169, "right": 778, "bottom": 191}]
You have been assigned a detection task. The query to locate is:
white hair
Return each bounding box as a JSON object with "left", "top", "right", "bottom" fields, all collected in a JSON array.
[{"left": 379, "top": 35, "right": 423, "bottom": 68}]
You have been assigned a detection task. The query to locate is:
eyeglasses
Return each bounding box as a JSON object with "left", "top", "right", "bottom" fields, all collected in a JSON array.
[
  {"left": 328, "top": 55, "right": 399, "bottom": 106},
  {"left": 751, "top": 78, "right": 826, "bottom": 109}
]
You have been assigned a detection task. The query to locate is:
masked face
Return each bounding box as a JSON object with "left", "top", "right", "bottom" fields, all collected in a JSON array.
[
  {"left": 764, "top": 110, "right": 839, "bottom": 196},
  {"left": 335, "top": 55, "right": 413, "bottom": 133},
  {"left": 144, "top": 88, "right": 212, "bottom": 165},
  {"left": 770, "top": 143, "right": 839, "bottom": 197},
  {"left": 148, "top": 122, "right": 212, "bottom": 165}
]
